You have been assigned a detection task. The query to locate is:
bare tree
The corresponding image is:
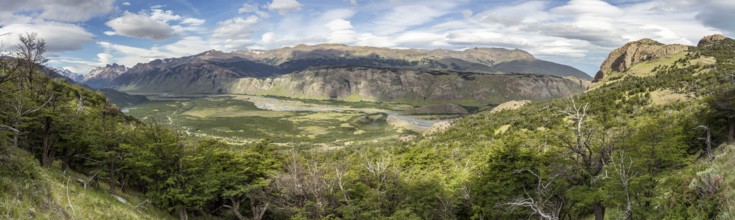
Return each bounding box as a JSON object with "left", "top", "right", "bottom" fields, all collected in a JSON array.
[
  {"left": 335, "top": 166, "right": 352, "bottom": 207},
  {"left": 558, "top": 99, "right": 613, "bottom": 220},
  {"left": 507, "top": 169, "right": 564, "bottom": 220},
  {"left": 610, "top": 151, "right": 638, "bottom": 220},
  {"left": 273, "top": 152, "right": 332, "bottom": 218},
  {"left": 15, "top": 32, "right": 46, "bottom": 88},
  {"left": 697, "top": 125, "right": 714, "bottom": 160},
  {"left": 362, "top": 154, "right": 391, "bottom": 192}
]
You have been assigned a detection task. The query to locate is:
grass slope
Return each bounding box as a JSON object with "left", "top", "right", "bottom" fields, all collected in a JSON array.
[{"left": 0, "top": 146, "right": 172, "bottom": 220}]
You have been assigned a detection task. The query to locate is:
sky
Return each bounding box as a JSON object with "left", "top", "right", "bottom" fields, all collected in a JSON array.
[{"left": 0, "top": 0, "right": 733, "bottom": 76}]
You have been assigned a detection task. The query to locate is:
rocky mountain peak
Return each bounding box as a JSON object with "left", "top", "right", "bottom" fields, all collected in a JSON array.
[
  {"left": 593, "top": 38, "right": 688, "bottom": 82},
  {"left": 698, "top": 34, "right": 731, "bottom": 47},
  {"left": 83, "top": 63, "right": 130, "bottom": 88},
  {"left": 632, "top": 38, "right": 663, "bottom": 45},
  {"left": 50, "top": 67, "right": 84, "bottom": 82}
]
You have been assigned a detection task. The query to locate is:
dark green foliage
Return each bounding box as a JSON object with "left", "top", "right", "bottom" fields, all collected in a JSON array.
[{"left": 471, "top": 141, "right": 540, "bottom": 219}]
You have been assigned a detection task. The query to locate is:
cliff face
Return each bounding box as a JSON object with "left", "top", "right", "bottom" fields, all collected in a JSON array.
[
  {"left": 593, "top": 39, "right": 688, "bottom": 82},
  {"left": 228, "top": 67, "right": 586, "bottom": 105},
  {"left": 697, "top": 34, "right": 729, "bottom": 47}
]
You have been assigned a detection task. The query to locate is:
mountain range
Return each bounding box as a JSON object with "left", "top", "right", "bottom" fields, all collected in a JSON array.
[
  {"left": 82, "top": 44, "right": 591, "bottom": 106},
  {"left": 49, "top": 67, "right": 84, "bottom": 82}
]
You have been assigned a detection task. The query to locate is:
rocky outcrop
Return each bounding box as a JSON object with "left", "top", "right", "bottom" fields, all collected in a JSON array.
[
  {"left": 697, "top": 34, "right": 730, "bottom": 47},
  {"left": 228, "top": 67, "right": 586, "bottom": 105},
  {"left": 593, "top": 39, "right": 688, "bottom": 82},
  {"left": 424, "top": 121, "right": 453, "bottom": 135},
  {"left": 491, "top": 100, "right": 531, "bottom": 113}
]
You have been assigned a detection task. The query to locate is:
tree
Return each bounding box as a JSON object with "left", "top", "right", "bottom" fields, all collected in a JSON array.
[
  {"left": 0, "top": 33, "right": 52, "bottom": 149},
  {"left": 217, "top": 140, "right": 280, "bottom": 220},
  {"left": 556, "top": 99, "right": 613, "bottom": 220},
  {"left": 707, "top": 87, "right": 735, "bottom": 144},
  {"left": 86, "top": 105, "right": 129, "bottom": 193},
  {"left": 15, "top": 32, "right": 46, "bottom": 89},
  {"left": 507, "top": 169, "right": 565, "bottom": 220},
  {"left": 472, "top": 139, "right": 541, "bottom": 219}
]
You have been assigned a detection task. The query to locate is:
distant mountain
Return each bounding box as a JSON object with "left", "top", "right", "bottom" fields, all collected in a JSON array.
[
  {"left": 87, "top": 44, "right": 591, "bottom": 106},
  {"left": 50, "top": 67, "right": 83, "bottom": 82},
  {"left": 83, "top": 63, "right": 129, "bottom": 88}
]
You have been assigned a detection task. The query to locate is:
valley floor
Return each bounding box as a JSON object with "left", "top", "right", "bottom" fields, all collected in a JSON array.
[{"left": 124, "top": 94, "right": 454, "bottom": 148}]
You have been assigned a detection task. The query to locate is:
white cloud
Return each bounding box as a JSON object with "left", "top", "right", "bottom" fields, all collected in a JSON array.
[
  {"left": 97, "top": 53, "right": 113, "bottom": 65},
  {"left": 371, "top": 4, "right": 455, "bottom": 35},
  {"left": 212, "top": 16, "right": 260, "bottom": 50},
  {"left": 0, "top": 0, "right": 115, "bottom": 22},
  {"left": 104, "top": 6, "right": 207, "bottom": 40},
  {"left": 106, "top": 11, "right": 177, "bottom": 40},
  {"left": 261, "top": 32, "right": 275, "bottom": 44},
  {"left": 326, "top": 19, "right": 357, "bottom": 44},
  {"left": 103, "top": 31, "right": 116, "bottom": 36},
  {"left": 0, "top": 22, "right": 94, "bottom": 51},
  {"left": 473, "top": 1, "right": 549, "bottom": 27},
  {"left": 393, "top": 32, "right": 446, "bottom": 47},
  {"left": 122, "top": 1, "right": 131, "bottom": 6},
  {"left": 181, "top": 18, "right": 205, "bottom": 26},
  {"left": 552, "top": 0, "right": 624, "bottom": 17},
  {"left": 97, "top": 36, "right": 213, "bottom": 68},
  {"left": 268, "top": 0, "right": 302, "bottom": 15},
  {"left": 239, "top": 3, "right": 270, "bottom": 18},
  {"left": 172, "top": 18, "right": 207, "bottom": 34},
  {"left": 149, "top": 8, "right": 182, "bottom": 23}
]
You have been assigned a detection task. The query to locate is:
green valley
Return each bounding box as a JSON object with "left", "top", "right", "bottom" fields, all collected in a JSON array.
[
  {"left": 5, "top": 27, "right": 735, "bottom": 220},
  {"left": 124, "top": 94, "right": 428, "bottom": 147}
]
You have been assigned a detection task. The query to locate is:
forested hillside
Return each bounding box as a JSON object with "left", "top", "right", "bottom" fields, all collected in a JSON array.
[{"left": 3, "top": 32, "right": 735, "bottom": 220}]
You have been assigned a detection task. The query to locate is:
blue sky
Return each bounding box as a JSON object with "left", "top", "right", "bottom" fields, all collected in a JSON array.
[{"left": 0, "top": 0, "right": 732, "bottom": 75}]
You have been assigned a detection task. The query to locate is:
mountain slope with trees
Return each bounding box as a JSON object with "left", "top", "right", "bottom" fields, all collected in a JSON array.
[{"left": 4, "top": 33, "right": 735, "bottom": 220}]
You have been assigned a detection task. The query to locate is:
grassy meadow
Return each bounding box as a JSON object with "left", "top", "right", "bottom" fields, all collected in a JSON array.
[{"left": 124, "top": 95, "right": 421, "bottom": 148}]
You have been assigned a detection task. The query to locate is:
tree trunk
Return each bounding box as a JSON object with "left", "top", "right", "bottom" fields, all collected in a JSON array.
[
  {"left": 706, "top": 127, "right": 713, "bottom": 159},
  {"left": 12, "top": 131, "right": 18, "bottom": 148},
  {"left": 251, "top": 198, "right": 269, "bottom": 220},
  {"left": 728, "top": 120, "right": 734, "bottom": 145},
  {"left": 178, "top": 207, "right": 188, "bottom": 220},
  {"left": 229, "top": 198, "right": 245, "bottom": 220},
  {"left": 593, "top": 202, "right": 605, "bottom": 220},
  {"left": 109, "top": 158, "right": 116, "bottom": 194},
  {"left": 42, "top": 134, "right": 50, "bottom": 167},
  {"left": 120, "top": 174, "right": 129, "bottom": 193},
  {"left": 41, "top": 117, "right": 53, "bottom": 167}
]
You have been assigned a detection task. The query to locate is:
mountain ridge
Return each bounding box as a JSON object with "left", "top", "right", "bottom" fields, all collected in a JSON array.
[{"left": 85, "top": 44, "right": 591, "bottom": 106}]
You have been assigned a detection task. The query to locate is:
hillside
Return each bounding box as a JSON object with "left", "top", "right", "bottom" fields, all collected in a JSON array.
[
  {"left": 6, "top": 31, "right": 735, "bottom": 219},
  {"left": 87, "top": 44, "right": 590, "bottom": 106},
  {"left": 404, "top": 34, "right": 735, "bottom": 219},
  {"left": 0, "top": 147, "right": 171, "bottom": 219}
]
